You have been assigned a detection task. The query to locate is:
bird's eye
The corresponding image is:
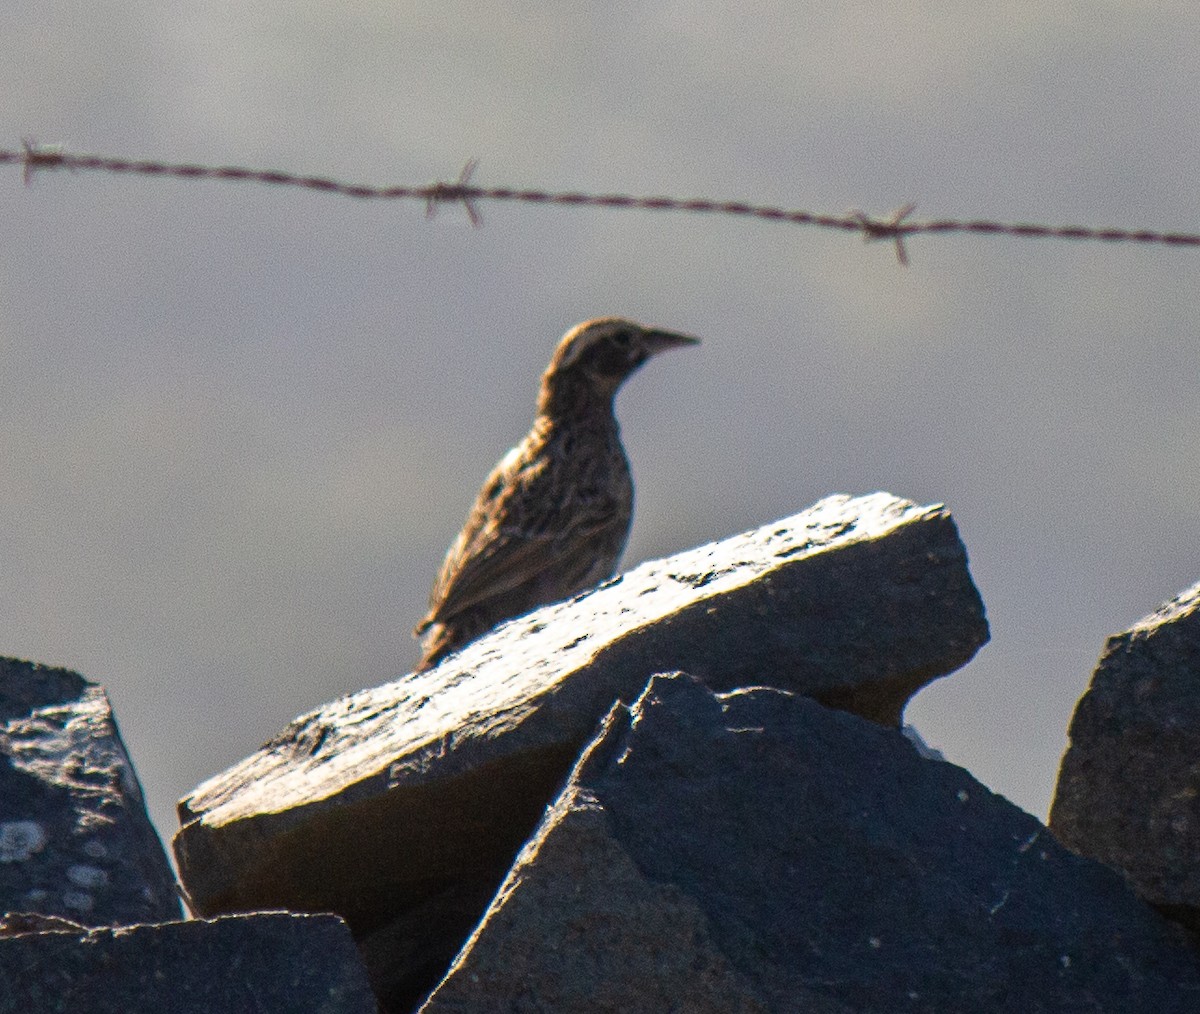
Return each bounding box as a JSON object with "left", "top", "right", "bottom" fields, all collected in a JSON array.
[{"left": 612, "top": 330, "right": 632, "bottom": 346}]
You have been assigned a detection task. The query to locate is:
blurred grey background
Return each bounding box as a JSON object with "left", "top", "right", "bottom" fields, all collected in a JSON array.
[{"left": 3, "top": 4, "right": 1197, "bottom": 844}]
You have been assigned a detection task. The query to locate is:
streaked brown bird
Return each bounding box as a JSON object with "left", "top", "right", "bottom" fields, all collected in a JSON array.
[{"left": 414, "top": 317, "right": 699, "bottom": 669}]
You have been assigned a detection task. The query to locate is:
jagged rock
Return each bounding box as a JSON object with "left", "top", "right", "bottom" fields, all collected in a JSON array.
[
  {"left": 0, "top": 911, "right": 379, "bottom": 1014},
  {"left": 1050, "top": 580, "right": 1200, "bottom": 929},
  {"left": 0, "top": 657, "right": 181, "bottom": 926},
  {"left": 425, "top": 673, "right": 1200, "bottom": 1014},
  {"left": 174, "top": 493, "right": 988, "bottom": 1009},
  {"left": 0, "top": 911, "right": 86, "bottom": 937}
]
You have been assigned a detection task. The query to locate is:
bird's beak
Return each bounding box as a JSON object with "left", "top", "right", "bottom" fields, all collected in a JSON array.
[{"left": 642, "top": 327, "right": 700, "bottom": 355}]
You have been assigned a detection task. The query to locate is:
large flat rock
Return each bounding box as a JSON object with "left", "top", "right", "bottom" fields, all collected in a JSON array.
[
  {"left": 174, "top": 494, "right": 987, "bottom": 1006},
  {"left": 0, "top": 657, "right": 181, "bottom": 926},
  {"left": 426, "top": 674, "right": 1200, "bottom": 1013}
]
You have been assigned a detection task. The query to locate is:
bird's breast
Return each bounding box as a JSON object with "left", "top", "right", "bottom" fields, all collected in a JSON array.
[{"left": 547, "top": 423, "right": 632, "bottom": 498}]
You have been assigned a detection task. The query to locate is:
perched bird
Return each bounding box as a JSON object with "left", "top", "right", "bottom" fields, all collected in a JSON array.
[{"left": 414, "top": 317, "right": 699, "bottom": 669}]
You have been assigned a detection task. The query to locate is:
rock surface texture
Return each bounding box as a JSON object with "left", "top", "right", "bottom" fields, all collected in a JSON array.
[
  {"left": 12, "top": 498, "right": 1199, "bottom": 1012},
  {"left": 173, "top": 493, "right": 988, "bottom": 1008},
  {"left": 0, "top": 911, "right": 379, "bottom": 1014},
  {"left": 1050, "top": 580, "right": 1200, "bottom": 929},
  {"left": 0, "top": 657, "right": 181, "bottom": 926},
  {"left": 425, "top": 674, "right": 1200, "bottom": 1014}
]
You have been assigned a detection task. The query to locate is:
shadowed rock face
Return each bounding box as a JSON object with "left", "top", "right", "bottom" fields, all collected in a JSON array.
[
  {"left": 173, "top": 493, "right": 988, "bottom": 1009},
  {"left": 425, "top": 674, "right": 1200, "bottom": 1014},
  {"left": 0, "top": 656, "right": 181, "bottom": 928},
  {"left": 0, "top": 912, "right": 378, "bottom": 1014},
  {"left": 1051, "top": 580, "right": 1200, "bottom": 930}
]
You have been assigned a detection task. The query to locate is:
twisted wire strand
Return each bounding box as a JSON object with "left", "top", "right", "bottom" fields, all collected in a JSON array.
[{"left": 6, "top": 144, "right": 1198, "bottom": 258}]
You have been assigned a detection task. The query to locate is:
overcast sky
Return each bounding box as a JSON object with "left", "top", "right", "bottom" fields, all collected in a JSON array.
[{"left": 4, "top": 3, "right": 1198, "bottom": 844}]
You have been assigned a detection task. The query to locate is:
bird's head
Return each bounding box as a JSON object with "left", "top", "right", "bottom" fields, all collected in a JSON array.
[{"left": 538, "top": 317, "right": 699, "bottom": 414}]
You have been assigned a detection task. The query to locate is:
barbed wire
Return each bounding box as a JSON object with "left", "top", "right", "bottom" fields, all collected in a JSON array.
[{"left": 6, "top": 142, "right": 1199, "bottom": 264}]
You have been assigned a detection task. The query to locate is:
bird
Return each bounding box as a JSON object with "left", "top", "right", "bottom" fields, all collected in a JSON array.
[{"left": 414, "top": 317, "right": 699, "bottom": 670}]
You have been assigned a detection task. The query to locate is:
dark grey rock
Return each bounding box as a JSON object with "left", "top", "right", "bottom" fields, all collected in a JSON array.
[
  {"left": 1050, "top": 580, "right": 1200, "bottom": 929},
  {"left": 354, "top": 877, "right": 513, "bottom": 1012},
  {"left": 0, "top": 911, "right": 379, "bottom": 1014},
  {"left": 0, "top": 911, "right": 87, "bottom": 937},
  {"left": 0, "top": 657, "right": 181, "bottom": 926},
  {"left": 426, "top": 673, "right": 1200, "bottom": 1013},
  {"left": 173, "top": 495, "right": 987, "bottom": 1008}
]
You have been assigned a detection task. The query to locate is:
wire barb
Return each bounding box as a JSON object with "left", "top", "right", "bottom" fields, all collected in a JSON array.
[
  {"left": 852, "top": 203, "right": 918, "bottom": 266},
  {"left": 20, "top": 139, "right": 67, "bottom": 186},
  {"left": 425, "top": 159, "right": 482, "bottom": 226}
]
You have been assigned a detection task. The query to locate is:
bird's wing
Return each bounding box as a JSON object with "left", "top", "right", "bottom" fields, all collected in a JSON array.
[{"left": 418, "top": 447, "right": 625, "bottom": 629}]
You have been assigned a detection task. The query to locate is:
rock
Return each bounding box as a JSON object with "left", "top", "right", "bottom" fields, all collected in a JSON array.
[
  {"left": 174, "top": 494, "right": 987, "bottom": 1008},
  {"left": 1050, "top": 580, "right": 1200, "bottom": 929},
  {"left": 0, "top": 657, "right": 181, "bottom": 926},
  {"left": 425, "top": 673, "right": 1200, "bottom": 1014},
  {"left": 902, "top": 723, "right": 946, "bottom": 761},
  {"left": 0, "top": 911, "right": 87, "bottom": 937},
  {"left": 0, "top": 911, "right": 379, "bottom": 1014}
]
